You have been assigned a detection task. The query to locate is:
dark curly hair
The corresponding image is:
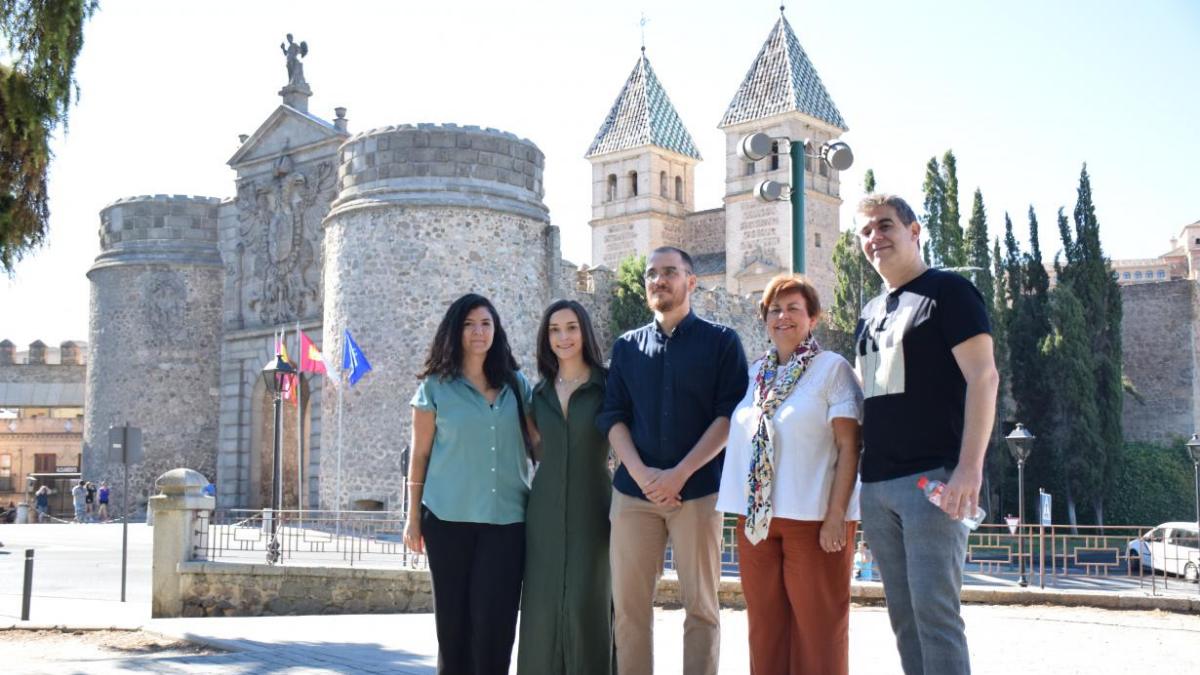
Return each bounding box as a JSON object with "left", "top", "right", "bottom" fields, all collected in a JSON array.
[{"left": 417, "top": 294, "right": 519, "bottom": 386}]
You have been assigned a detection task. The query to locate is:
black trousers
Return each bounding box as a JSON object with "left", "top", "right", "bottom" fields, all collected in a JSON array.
[{"left": 422, "top": 505, "right": 525, "bottom": 675}]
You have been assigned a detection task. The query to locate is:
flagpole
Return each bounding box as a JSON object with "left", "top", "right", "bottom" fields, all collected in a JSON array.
[
  {"left": 295, "top": 321, "right": 303, "bottom": 521},
  {"left": 336, "top": 379, "right": 344, "bottom": 539}
]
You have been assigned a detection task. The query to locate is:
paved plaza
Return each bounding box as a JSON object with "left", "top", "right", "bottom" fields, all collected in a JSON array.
[{"left": 2, "top": 523, "right": 1199, "bottom": 673}]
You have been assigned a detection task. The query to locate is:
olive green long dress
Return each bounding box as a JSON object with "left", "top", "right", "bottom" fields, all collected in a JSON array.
[{"left": 516, "top": 367, "right": 615, "bottom": 675}]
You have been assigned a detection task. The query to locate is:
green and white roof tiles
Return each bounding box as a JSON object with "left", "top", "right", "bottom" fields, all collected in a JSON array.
[
  {"left": 586, "top": 50, "right": 702, "bottom": 161},
  {"left": 720, "top": 15, "right": 847, "bottom": 131}
]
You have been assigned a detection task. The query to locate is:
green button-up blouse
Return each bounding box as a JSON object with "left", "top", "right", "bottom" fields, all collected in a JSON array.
[{"left": 411, "top": 372, "right": 534, "bottom": 525}]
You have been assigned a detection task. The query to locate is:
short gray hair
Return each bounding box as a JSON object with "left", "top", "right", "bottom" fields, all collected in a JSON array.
[{"left": 858, "top": 193, "right": 918, "bottom": 226}]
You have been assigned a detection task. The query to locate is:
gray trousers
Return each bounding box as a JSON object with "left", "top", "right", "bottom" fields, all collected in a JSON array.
[{"left": 860, "top": 468, "right": 970, "bottom": 675}]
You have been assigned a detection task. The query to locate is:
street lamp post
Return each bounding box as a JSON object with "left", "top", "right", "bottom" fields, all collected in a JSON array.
[
  {"left": 1006, "top": 423, "right": 1036, "bottom": 587},
  {"left": 1187, "top": 433, "right": 1200, "bottom": 590},
  {"left": 261, "top": 351, "right": 297, "bottom": 565},
  {"left": 738, "top": 132, "right": 853, "bottom": 273}
]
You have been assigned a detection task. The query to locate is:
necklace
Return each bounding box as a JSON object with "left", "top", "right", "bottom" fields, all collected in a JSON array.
[{"left": 556, "top": 373, "right": 587, "bottom": 386}]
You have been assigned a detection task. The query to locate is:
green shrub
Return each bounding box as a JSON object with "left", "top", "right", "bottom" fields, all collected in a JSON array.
[{"left": 1104, "top": 438, "right": 1197, "bottom": 526}]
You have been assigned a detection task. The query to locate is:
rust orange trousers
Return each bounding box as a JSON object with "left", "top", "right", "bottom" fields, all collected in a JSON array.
[{"left": 737, "top": 516, "right": 857, "bottom": 675}]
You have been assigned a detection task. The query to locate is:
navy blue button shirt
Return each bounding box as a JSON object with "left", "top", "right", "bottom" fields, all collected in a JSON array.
[{"left": 597, "top": 311, "right": 749, "bottom": 501}]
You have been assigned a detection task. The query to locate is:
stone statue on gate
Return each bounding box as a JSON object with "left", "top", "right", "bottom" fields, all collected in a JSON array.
[{"left": 281, "top": 34, "right": 308, "bottom": 87}]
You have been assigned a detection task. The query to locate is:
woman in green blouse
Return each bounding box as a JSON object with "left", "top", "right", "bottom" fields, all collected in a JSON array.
[
  {"left": 404, "top": 293, "right": 534, "bottom": 675},
  {"left": 517, "top": 299, "right": 615, "bottom": 675}
]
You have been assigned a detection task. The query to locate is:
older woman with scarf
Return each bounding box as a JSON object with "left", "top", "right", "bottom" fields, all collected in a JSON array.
[{"left": 716, "top": 273, "right": 864, "bottom": 675}]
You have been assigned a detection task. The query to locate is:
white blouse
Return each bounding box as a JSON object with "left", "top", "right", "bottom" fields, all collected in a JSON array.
[{"left": 716, "top": 350, "right": 864, "bottom": 522}]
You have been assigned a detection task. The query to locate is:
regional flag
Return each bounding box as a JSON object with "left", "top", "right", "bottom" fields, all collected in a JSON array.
[
  {"left": 277, "top": 330, "right": 299, "bottom": 406},
  {"left": 299, "top": 331, "right": 328, "bottom": 374},
  {"left": 342, "top": 329, "right": 373, "bottom": 387}
]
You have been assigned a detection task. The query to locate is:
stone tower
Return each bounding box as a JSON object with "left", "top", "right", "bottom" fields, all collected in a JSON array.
[
  {"left": 586, "top": 49, "right": 702, "bottom": 270},
  {"left": 83, "top": 195, "right": 225, "bottom": 515},
  {"left": 719, "top": 11, "right": 848, "bottom": 300},
  {"left": 320, "top": 123, "right": 553, "bottom": 511}
]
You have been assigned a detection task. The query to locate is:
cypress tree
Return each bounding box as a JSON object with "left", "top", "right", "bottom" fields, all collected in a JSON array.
[
  {"left": 610, "top": 255, "right": 651, "bottom": 335},
  {"left": 1069, "top": 166, "right": 1123, "bottom": 525},
  {"left": 1041, "top": 284, "right": 1104, "bottom": 531},
  {"left": 940, "top": 150, "right": 965, "bottom": 268},
  {"left": 986, "top": 234, "right": 1011, "bottom": 519},
  {"left": 921, "top": 157, "right": 944, "bottom": 266},
  {"left": 1009, "top": 207, "right": 1055, "bottom": 520},
  {"left": 863, "top": 168, "right": 876, "bottom": 193},
  {"left": 829, "top": 229, "right": 882, "bottom": 360},
  {"left": 964, "top": 188, "right": 993, "bottom": 311}
]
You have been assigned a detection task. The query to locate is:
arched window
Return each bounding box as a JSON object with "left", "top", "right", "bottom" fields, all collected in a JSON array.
[
  {"left": 606, "top": 174, "right": 617, "bottom": 201},
  {"left": 675, "top": 176, "right": 683, "bottom": 202},
  {"left": 814, "top": 232, "right": 822, "bottom": 248},
  {"left": 660, "top": 171, "right": 668, "bottom": 197},
  {"left": 745, "top": 161, "right": 756, "bottom": 176},
  {"left": 629, "top": 171, "right": 639, "bottom": 197},
  {"left": 770, "top": 142, "right": 780, "bottom": 171}
]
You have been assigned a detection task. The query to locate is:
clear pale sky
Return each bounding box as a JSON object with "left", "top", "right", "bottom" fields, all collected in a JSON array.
[{"left": 2, "top": 0, "right": 1198, "bottom": 348}]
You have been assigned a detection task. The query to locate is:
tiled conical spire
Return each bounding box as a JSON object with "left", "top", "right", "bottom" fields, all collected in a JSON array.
[
  {"left": 586, "top": 50, "right": 702, "bottom": 159},
  {"left": 720, "top": 14, "right": 847, "bottom": 130}
]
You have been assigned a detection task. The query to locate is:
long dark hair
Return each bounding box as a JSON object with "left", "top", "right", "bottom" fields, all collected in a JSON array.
[
  {"left": 418, "top": 293, "right": 519, "bottom": 388},
  {"left": 419, "top": 293, "right": 533, "bottom": 456},
  {"left": 536, "top": 299, "right": 606, "bottom": 383}
]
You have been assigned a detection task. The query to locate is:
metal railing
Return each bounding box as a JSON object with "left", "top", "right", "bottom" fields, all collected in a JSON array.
[
  {"left": 195, "top": 509, "right": 427, "bottom": 569},
  {"left": 194, "top": 509, "right": 1199, "bottom": 595}
]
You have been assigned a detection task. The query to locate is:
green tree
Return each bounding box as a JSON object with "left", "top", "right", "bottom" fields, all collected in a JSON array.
[
  {"left": 828, "top": 229, "right": 881, "bottom": 359},
  {"left": 610, "top": 255, "right": 651, "bottom": 335},
  {"left": 0, "top": 0, "right": 96, "bottom": 273},
  {"left": 1008, "top": 207, "right": 1055, "bottom": 521},
  {"left": 863, "top": 168, "right": 876, "bottom": 193},
  {"left": 1047, "top": 167, "right": 1124, "bottom": 527},
  {"left": 940, "top": 150, "right": 965, "bottom": 268},
  {"left": 963, "top": 188, "right": 993, "bottom": 311},
  {"left": 985, "top": 234, "right": 1010, "bottom": 520},
  {"left": 921, "top": 157, "right": 944, "bottom": 266}
]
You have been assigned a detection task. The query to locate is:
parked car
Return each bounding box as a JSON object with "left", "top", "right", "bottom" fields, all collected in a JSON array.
[{"left": 1127, "top": 522, "right": 1199, "bottom": 582}]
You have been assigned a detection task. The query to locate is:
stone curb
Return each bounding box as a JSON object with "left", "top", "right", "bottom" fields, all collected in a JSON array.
[{"left": 653, "top": 577, "right": 1200, "bottom": 614}]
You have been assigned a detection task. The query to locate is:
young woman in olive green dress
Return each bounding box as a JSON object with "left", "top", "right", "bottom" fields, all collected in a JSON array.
[{"left": 517, "top": 299, "right": 615, "bottom": 675}]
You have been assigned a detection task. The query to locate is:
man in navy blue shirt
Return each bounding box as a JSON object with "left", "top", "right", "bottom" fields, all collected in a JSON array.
[{"left": 597, "top": 246, "right": 748, "bottom": 675}]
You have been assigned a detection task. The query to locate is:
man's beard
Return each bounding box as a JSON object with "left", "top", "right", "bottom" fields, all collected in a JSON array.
[{"left": 648, "top": 290, "right": 678, "bottom": 313}]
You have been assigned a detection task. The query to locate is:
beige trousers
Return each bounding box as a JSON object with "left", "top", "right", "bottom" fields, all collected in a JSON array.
[{"left": 609, "top": 489, "right": 723, "bottom": 675}]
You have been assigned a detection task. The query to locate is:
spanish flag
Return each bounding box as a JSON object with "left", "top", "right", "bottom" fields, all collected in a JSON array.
[{"left": 299, "top": 331, "right": 328, "bottom": 375}]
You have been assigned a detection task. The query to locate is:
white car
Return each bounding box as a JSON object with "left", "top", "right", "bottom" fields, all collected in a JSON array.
[{"left": 1127, "top": 522, "right": 1199, "bottom": 582}]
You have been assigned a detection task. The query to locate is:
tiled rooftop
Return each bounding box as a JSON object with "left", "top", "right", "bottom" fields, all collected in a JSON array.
[
  {"left": 586, "top": 51, "right": 702, "bottom": 160},
  {"left": 720, "top": 15, "right": 847, "bottom": 131}
]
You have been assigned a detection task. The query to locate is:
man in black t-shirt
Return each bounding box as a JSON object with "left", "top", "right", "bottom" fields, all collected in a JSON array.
[{"left": 854, "top": 194, "right": 999, "bottom": 675}]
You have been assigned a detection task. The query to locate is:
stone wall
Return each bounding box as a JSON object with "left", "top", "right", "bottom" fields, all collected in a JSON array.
[
  {"left": 177, "top": 562, "right": 433, "bottom": 617},
  {"left": 683, "top": 207, "right": 726, "bottom": 256},
  {"left": 319, "top": 124, "right": 552, "bottom": 511},
  {"left": 1120, "top": 279, "right": 1198, "bottom": 443},
  {"left": 84, "top": 195, "right": 225, "bottom": 516}
]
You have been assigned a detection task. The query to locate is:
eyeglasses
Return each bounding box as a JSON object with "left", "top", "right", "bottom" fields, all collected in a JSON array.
[{"left": 643, "top": 267, "right": 689, "bottom": 283}]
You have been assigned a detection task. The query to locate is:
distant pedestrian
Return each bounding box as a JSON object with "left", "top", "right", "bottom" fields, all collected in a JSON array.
[
  {"left": 98, "top": 482, "right": 110, "bottom": 521},
  {"left": 34, "top": 486, "right": 51, "bottom": 522},
  {"left": 72, "top": 480, "right": 87, "bottom": 523},
  {"left": 85, "top": 481, "right": 97, "bottom": 521}
]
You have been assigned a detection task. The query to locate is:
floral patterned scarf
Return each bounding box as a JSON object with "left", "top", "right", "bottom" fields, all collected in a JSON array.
[{"left": 744, "top": 334, "right": 821, "bottom": 545}]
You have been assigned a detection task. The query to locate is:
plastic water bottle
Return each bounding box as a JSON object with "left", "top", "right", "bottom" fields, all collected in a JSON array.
[{"left": 917, "top": 476, "right": 985, "bottom": 530}]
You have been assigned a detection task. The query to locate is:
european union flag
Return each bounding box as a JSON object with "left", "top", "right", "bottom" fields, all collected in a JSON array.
[{"left": 342, "top": 329, "right": 373, "bottom": 386}]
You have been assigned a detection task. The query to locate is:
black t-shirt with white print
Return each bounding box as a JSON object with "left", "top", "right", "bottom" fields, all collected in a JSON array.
[{"left": 854, "top": 268, "right": 990, "bottom": 483}]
